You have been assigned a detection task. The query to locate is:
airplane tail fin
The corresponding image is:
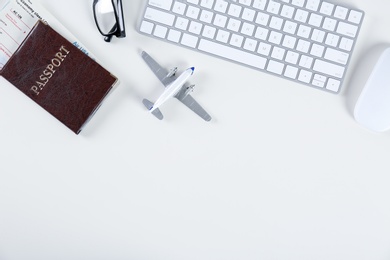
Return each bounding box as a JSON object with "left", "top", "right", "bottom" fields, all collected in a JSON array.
[{"left": 142, "top": 99, "right": 163, "bottom": 120}]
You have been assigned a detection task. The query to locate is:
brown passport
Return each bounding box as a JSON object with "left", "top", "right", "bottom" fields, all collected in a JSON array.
[{"left": 0, "top": 21, "right": 118, "bottom": 134}]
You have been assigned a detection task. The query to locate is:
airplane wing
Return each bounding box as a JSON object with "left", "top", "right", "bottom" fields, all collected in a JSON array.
[
  {"left": 175, "top": 92, "right": 212, "bottom": 121},
  {"left": 141, "top": 51, "right": 176, "bottom": 87},
  {"left": 142, "top": 51, "right": 212, "bottom": 121}
]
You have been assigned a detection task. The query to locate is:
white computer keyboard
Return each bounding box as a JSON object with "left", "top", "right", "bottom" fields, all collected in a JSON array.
[{"left": 137, "top": 0, "right": 364, "bottom": 93}]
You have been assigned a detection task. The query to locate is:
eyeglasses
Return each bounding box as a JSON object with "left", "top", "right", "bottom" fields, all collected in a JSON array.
[{"left": 93, "top": 0, "right": 126, "bottom": 42}]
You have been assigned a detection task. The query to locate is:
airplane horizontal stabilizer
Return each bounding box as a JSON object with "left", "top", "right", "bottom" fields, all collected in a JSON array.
[
  {"left": 152, "top": 108, "right": 164, "bottom": 120},
  {"left": 142, "top": 99, "right": 164, "bottom": 120},
  {"left": 142, "top": 99, "right": 154, "bottom": 110}
]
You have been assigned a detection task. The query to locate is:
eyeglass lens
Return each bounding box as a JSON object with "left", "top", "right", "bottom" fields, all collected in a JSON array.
[{"left": 95, "top": 0, "right": 117, "bottom": 35}]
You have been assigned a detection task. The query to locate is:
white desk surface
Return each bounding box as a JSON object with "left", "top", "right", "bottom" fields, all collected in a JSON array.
[{"left": 1, "top": 0, "right": 390, "bottom": 259}]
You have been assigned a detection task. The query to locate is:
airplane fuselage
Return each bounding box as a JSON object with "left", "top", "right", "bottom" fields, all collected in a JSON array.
[{"left": 150, "top": 67, "right": 194, "bottom": 112}]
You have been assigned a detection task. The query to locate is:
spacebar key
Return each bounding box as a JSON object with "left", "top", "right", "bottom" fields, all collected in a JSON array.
[{"left": 198, "top": 39, "right": 267, "bottom": 69}]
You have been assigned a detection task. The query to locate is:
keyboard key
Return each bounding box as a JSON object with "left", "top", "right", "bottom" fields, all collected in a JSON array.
[
  {"left": 323, "top": 17, "right": 337, "bottom": 31},
  {"left": 299, "top": 55, "right": 313, "bottom": 69},
  {"left": 306, "top": 0, "right": 320, "bottom": 11},
  {"left": 241, "top": 22, "right": 255, "bottom": 36},
  {"left": 175, "top": 17, "right": 189, "bottom": 30},
  {"left": 283, "top": 21, "right": 298, "bottom": 34},
  {"left": 312, "top": 74, "right": 326, "bottom": 88},
  {"left": 339, "top": 37, "right": 353, "bottom": 51},
  {"left": 310, "top": 43, "right": 324, "bottom": 57},
  {"left": 199, "top": 39, "right": 267, "bottom": 69},
  {"left": 239, "top": 0, "right": 252, "bottom": 6},
  {"left": 313, "top": 59, "right": 345, "bottom": 78},
  {"left": 267, "top": 60, "right": 285, "bottom": 75},
  {"left": 285, "top": 51, "right": 299, "bottom": 64},
  {"left": 140, "top": 21, "right": 154, "bottom": 34},
  {"left": 337, "top": 22, "right": 358, "bottom": 37},
  {"left": 228, "top": 4, "right": 242, "bottom": 17},
  {"left": 284, "top": 65, "right": 298, "bottom": 79},
  {"left": 149, "top": 0, "right": 173, "bottom": 11},
  {"left": 297, "top": 24, "right": 311, "bottom": 38},
  {"left": 186, "top": 6, "right": 200, "bottom": 19},
  {"left": 269, "top": 16, "right": 284, "bottom": 30},
  {"left": 334, "top": 6, "right": 348, "bottom": 20},
  {"left": 282, "top": 35, "right": 297, "bottom": 49},
  {"left": 326, "top": 78, "right": 341, "bottom": 92},
  {"left": 325, "top": 33, "right": 340, "bottom": 47},
  {"left": 255, "top": 12, "right": 270, "bottom": 26},
  {"left": 214, "top": 14, "right": 228, "bottom": 27},
  {"left": 271, "top": 46, "right": 286, "bottom": 60},
  {"left": 242, "top": 8, "right": 256, "bottom": 21},
  {"left": 280, "top": 5, "right": 295, "bottom": 19},
  {"left": 201, "top": 0, "right": 214, "bottom": 9},
  {"left": 324, "top": 48, "right": 349, "bottom": 65},
  {"left": 291, "top": 0, "right": 305, "bottom": 8},
  {"left": 154, "top": 25, "right": 168, "bottom": 38},
  {"left": 314, "top": 74, "right": 327, "bottom": 83},
  {"left": 257, "top": 42, "right": 271, "bottom": 56},
  {"left": 252, "top": 0, "right": 267, "bottom": 10},
  {"left": 227, "top": 18, "right": 241, "bottom": 32},
  {"left": 295, "top": 9, "right": 309, "bottom": 23},
  {"left": 243, "top": 38, "right": 258, "bottom": 51},
  {"left": 202, "top": 25, "right": 217, "bottom": 38},
  {"left": 172, "top": 1, "right": 186, "bottom": 15},
  {"left": 200, "top": 10, "right": 214, "bottom": 23},
  {"left": 267, "top": 1, "right": 281, "bottom": 15},
  {"left": 308, "top": 13, "right": 323, "bottom": 27},
  {"left": 320, "top": 1, "right": 334, "bottom": 15},
  {"left": 230, "top": 34, "right": 244, "bottom": 47},
  {"left": 269, "top": 31, "right": 283, "bottom": 44},
  {"left": 298, "top": 69, "right": 313, "bottom": 83},
  {"left": 296, "top": 39, "right": 310, "bottom": 53},
  {"left": 348, "top": 10, "right": 363, "bottom": 24},
  {"left": 254, "top": 27, "right": 269, "bottom": 40},
  {"left": 216, "top": 29, "right": 230, "bottom": 43},
  {"left": 145, "top": 7, "right": 175, "bottom": 26},
  {"left": 311, "top": 29, "right": 325, "bottom": 43},
  {"left": 167, "top": 29, "right": 181, "bottom": 42},
  {"left": 181, "top": 33, "right": 199, "bottom": 47},
  {"left": 189, "top": 21, "right": 203, "bottom": 34},
  {"left": 214, "top": 0, "right": 228, "bottom": 13}
]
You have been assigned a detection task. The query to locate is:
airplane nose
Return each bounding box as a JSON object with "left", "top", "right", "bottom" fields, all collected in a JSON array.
[{"left": 190, "top": 67, "right": 195, "bottom": 74}]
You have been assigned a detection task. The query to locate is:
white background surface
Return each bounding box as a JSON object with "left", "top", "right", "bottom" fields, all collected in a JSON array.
[{"left": 1, "top": 0, "right": 390, "bottom": 259}]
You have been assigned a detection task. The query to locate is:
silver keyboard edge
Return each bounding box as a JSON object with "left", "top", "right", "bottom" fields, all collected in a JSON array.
[{"left": 137, "top": 0, "right": 365, "bottom": 94}]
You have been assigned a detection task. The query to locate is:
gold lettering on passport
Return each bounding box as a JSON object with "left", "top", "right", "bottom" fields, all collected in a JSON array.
[{"left": 31, "top": 45, "right": 70, "bottom": 95}]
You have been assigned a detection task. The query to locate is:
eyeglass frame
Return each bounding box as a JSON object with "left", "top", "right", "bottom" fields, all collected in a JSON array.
[{"left": 92, "top": 0, "right": 126, "bottom": 42}]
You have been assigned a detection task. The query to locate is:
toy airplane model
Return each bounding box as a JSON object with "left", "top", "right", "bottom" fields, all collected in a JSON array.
[{"left": 141, "top": 51, "right": 211, "bottom": 121}]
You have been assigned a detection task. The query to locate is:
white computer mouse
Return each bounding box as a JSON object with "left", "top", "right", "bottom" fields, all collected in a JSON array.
[{"left": 354, "top": 47, "right": 390, "bottom": 132}]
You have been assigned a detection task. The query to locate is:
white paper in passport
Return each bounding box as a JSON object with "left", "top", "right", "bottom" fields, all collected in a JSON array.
[{"left": 0, "top": 0, "right": 93, "bottom": 69}]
